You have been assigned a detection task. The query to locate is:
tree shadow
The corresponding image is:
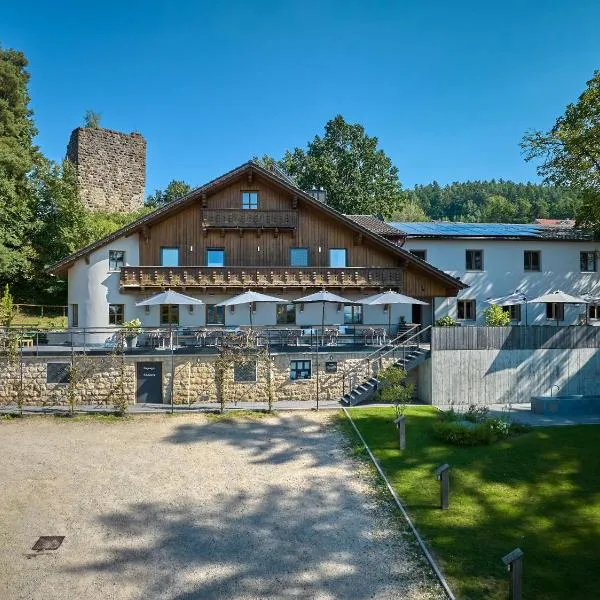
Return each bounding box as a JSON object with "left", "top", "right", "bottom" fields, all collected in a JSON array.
[{"left": 63, "top": 478, "right": 443, "bottom": 599}]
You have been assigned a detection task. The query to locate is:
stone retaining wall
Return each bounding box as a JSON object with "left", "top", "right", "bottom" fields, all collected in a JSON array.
[{"left": 0, "top": 352, "right": 399, "bottom": 406}]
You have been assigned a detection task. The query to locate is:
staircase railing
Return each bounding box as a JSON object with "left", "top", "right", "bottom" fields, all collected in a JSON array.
[{"left": 328, "top": 324, "right": 432, "bottom": 399}]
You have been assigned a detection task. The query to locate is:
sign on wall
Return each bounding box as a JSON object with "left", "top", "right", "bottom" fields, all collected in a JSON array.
[{"left": 325, "top": 361, "right": 338, "bottom": 373}]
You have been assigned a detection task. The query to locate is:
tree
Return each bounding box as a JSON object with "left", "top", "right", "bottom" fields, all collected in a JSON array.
[
  {"left": 390, "top": 195, "right": 430, "bottom": 222},
  {"left": 521, "top": 70, "right": 600, "bottom": 229},
  {"left": 480, "top": 195, "right": 518, "bottom": 223},
  {"left": 280, "top": 115, "right": 404, "bottom": 216},
  {"left": 83, "top": 110, "right": 101, "bottom": 128},
  {"left": 0, "top": 46, "right": 41, "bottom": 290},
  {"left": 0, "top": 284, "right": 15, "bottom": 327},
  {"left": 146, "top": 180, "right": 193, "bottom": 207},
  {"left": 483, "top": 304, "right": 511, "bottom": 327},
  {"left": 377, "top": 365, "right": 414, "bottom": 419}
]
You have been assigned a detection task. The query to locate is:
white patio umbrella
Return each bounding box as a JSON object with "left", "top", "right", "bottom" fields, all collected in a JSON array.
[
  {"left": 136, "top": 290, "right": 204, "bottom": 412},
  {"left": 293, "top": 290, "right": 356, "bottom": 411},
  {"left": 529, "top": 290, "right": 587, "bottom": 326},
  {"left": 485, "top": 291, "right": 528, "bottom": 324},
  {"left": 359, "top": 290, "right": 428, "bottom": 337},
  {"left": 216, "top": 290, "right": 285, "bottom": 329}
]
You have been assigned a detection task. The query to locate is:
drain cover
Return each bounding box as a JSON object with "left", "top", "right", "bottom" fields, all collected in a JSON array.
[{"left": 32, "top": 536, "right": 65, "bottom": 551}]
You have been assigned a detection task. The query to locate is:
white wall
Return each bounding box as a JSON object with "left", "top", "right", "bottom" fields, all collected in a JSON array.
[{"left": 403, "top": 238, "right": 600, "bottom": 326}]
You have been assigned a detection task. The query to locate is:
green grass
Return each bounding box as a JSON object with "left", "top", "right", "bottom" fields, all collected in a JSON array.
[
  {"left": 11, "top": 314, "right": 67, "bottom": 328},
  {"left": 340, "top": 406, "right": 600, "bottom": 600}
]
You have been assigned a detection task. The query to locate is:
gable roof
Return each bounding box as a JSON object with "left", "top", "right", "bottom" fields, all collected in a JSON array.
[
  {"left": 345, "top": 215, "right": 404, "bottom": 238},
  {"left": 48, "top": 162, "right": 466, "bottom": 291}
]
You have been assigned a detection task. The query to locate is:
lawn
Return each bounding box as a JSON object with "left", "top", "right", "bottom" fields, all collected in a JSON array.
[{"left": 340, "top": 406, "right": 600, "bottom": 600}]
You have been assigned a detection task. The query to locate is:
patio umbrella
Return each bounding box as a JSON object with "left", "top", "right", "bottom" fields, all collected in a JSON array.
[
  {"left": 293, "top": 290, "right": 356, "bottom": 411},
  {"left": 136, "top": 290, "right": 203, "bottom": 413},
  {"left": 216, "top": 290, "right": 285, "bottom": 329},
  {"left": 359, "top": 290, "right": 428, "bottom": 338},
  {"left": 529, "top": 290, "right": 587, "bottom": 326},
  {"left": 485, "top": 291, "right": 528, "bottom": 325}
]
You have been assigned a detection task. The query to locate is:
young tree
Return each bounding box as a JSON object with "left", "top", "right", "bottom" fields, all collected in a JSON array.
[
  {"left": 146, "top": 180, "right": 193, "bottom": 207},
  {"left": 0, "top": 285, "right": 15, "bottom": 327},
  {"left": 521, "top": 70, "right": 600, "bottom": 229},
  {"left": 280, "top": 115, "right": 404, "bottom": 216},
  {"left": 83, "top": 110, "right": 101, "bottom": 128},
  {"left": 377, "top": 365, "right": 414, "bottom": 419}
]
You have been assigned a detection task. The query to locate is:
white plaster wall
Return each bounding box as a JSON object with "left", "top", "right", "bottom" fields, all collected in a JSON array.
[{"left": 403, "top": 239, "right": 600, "bottom": 326}]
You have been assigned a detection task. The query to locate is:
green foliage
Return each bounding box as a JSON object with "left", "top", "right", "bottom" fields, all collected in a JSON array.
[
  {"left": 389, "top": 197, "right": 430, "bottom": 222},
  {"left": 280, "top": 115, "right": 404, "bottom": 217},
  {"left": 435, "top": 315, "right": 457, "bottom": 327},
  {"left": 146, "top": 180, "right": 193, "bottom": 207},
  {"left": 377, "top": 365, "right": 413, "bottom": 418},
  {"left": 407, "top": 180, "right": 578, "bottom": 223},
  {"left": 522, "top": 70, "right": 600, "bottom": 231},
  {"left": 0, "top": 284, "right": 14, "bottom": 327},
  {"left": 83, "top": 110, "right": 101, "bottom": 128},
  {"left": 464, "top": 403, "right": 489, "bottom": 423},
  {"left": 483, "top": 303, "right": 511, "bottom": 326}
]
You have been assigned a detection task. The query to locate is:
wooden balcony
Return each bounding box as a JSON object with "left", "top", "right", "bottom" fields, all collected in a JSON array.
[
  {"left": 120, "top": 266, "right": 404, "bottom": 290},
  {"left": 202, "top": 209, "right": 297, "bottom": 229}
]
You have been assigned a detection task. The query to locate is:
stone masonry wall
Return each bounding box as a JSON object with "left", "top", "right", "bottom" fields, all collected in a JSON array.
[
  {"left": 66, "top": 127, "right": 146, "bottom": 212},
  {"left": 0, "top": 353, "right": 399, "bottom": 407}
]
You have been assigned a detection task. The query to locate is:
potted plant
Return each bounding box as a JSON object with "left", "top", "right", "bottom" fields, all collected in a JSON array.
[{"left": 121, "top": 318, "right": 142, "bottom": 349}]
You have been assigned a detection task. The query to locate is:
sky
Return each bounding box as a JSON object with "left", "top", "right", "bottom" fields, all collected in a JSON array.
[{"left": 3, "top": 0, "right": 600, "bottom": 195}]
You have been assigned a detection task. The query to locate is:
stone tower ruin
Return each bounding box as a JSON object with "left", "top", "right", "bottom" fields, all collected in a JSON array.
[{"left": 66, "top": 127, "right": 146, "bottom": 212}]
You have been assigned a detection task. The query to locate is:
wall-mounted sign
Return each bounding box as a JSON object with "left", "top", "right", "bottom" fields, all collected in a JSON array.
[{"left": 325, "top": 361, "right": 337, "bottom": 373}]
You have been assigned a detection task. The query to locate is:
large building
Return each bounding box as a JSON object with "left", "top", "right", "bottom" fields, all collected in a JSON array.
[
  {"left": 384, "top": 221, "right": 600, "bottom": 326},
  {"left": 49, "top": 162, "right": 464, "bottom": 343}
]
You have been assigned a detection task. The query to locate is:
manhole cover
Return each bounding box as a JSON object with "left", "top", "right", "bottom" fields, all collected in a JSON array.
[{"left": 32, "top": 536, "right": 65, "bottom": 551}]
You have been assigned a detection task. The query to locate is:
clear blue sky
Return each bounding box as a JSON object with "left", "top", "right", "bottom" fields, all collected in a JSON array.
[{"left": 3, "top": 1, "right": 600, "bottom": 195}]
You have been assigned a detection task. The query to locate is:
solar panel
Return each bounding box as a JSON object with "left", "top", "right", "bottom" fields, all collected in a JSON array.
[{"left": 388, "top": 222, "right": 542, "bottom": 237}]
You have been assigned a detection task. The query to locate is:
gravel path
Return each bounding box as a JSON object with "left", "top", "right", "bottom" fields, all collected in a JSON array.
[{"left": 0, "top": 413, "right": 444, "bottom": 600}]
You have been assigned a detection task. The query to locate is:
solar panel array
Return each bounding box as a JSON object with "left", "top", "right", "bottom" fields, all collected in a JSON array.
[{"left": 388, "top": 222, "right": 543, "bottom": 237}]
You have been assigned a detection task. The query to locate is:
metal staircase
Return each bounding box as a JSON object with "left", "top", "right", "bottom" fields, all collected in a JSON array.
[{"left": 338, "top": 325, "right": 432, "bottom": 406}]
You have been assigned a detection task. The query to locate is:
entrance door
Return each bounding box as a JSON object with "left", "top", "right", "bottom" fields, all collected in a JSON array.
[
  {"left": 412, "top": 304, "right": 423, "bottom": 325},
  {"left": 136, "top": 362, "right": 163, "bottom": 404}
]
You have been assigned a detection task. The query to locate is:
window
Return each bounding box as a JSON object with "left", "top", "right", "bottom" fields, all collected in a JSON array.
[
  {"left": 290, "top": 359, "right": 311, "bottom": 380},
  {"left": 160, "top": 304, "right": 179, "bottom": 325},
  {"left": 109, "top": 304, "right": 125, "bottom": 325},
  {"left": 234, "top": 361, "right": 257, "bottom": 382},
  {"left": 47, "top": 363, "right": 71, "bottom": 384},
  {"left": 580, "top": 251, "right": 597, "bottom": 272},
  {"left": 410, "top": 250, "right": 427, "bottom": 261},
  {"left": 524, "top": 250, "right": 541, "bottom": 272},
  {"left": 329, "top": 248, "right": 347, "bottom": 268},
  {"left": 109, "top": 250, "right": 125, "bottom": 271},
  {"left": 242, "top": 191, "right": 259, "bottom": 209},
  {"left": 589, "top": 305, "right": 600, "bottom": 320},
  {"left": 206, "top": 304, "right": 225, "bottom": 325},
  {"left": 206, "top": 248, "right": 225, "bottom": 267},
  {"left": 160, "top": 247, "right": 179, "bottom": 267},
  {"left": 502, "top": 305, "right": 521, "bottom": 322},
  {"left": 465, "top": 250, "right": 483, "bottom": 271},
  {"left": 457, "top": 299, "right": 476, "bottom": 320},
  {"left": 290, "top": 247, "right": 309, "bottom": 267},
  {"left": 70, "top": 304, "right": 78, "bottom": 327},
  {"left": 344, "top": 305, "right": 363, "bottom": 324},
  {"left": 546, "top": 303, "right": 564, "bottom": 321},
  {"left": 276, "top": 303, "right": 296, "bottom": 324}
]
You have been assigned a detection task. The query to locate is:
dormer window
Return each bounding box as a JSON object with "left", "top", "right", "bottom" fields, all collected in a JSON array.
[{"left": 242, "top": 191, "right": 259, "bottom": 210}]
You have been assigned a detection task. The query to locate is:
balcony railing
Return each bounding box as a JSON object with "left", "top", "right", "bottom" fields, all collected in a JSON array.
[
  {"left": 120, "top": 266, "right": 404, "bottom": 289},
  {"left": 202, "top": 209, "right": 298, "bottom": 229}
]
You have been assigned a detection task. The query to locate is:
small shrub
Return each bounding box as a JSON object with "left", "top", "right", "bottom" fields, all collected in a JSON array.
[
  {"left": 464, "top": 404, "right": 489, "bottom": 423},
  {"left": 433, "top": 416, "right": 526, "bottom": 446},
  {"left": 435, "top": 315, "right": 457, "bottom": 327},
  {"left": 483, "top": 303, "right": 511, "bottom": 327},
  {"left": 509, "top": 422, "right": 534, "bottom": 435}
]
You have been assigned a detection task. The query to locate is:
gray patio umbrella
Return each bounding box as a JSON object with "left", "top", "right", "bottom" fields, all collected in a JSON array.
[
  {"left": 359, "top": 290, "right": 428, "bottom": 337},
  {"left": 485, "top": 291, "right": 528, "bottom": 324},
  {"left": 216, "top": 290, "right": 285, "bottom": 329},
  {"left": 529, "top": 290, "right": 587, "bottom": 326}
]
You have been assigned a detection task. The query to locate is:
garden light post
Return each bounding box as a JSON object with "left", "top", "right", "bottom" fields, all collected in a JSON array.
[
  {"left": 501, "top": 548, "right": 524, "bottom": 600},
  {"left": 434, "top": 463, "right": 450, "bottom": 510},
  {"left": 395, "top": 415, "right": 406, "bottom": 450}
]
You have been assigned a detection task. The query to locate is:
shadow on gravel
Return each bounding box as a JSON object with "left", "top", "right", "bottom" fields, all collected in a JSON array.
[
  {"left": 163, "top": 414, "right": 343, "bottom": 468},
  {"left": 63, "top": 480, "right": 434, "bottom": 600}
]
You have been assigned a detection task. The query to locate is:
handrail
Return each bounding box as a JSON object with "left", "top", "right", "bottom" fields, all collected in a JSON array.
[{"left": 327, "top": 325, "right": 431, "bottom": 395}]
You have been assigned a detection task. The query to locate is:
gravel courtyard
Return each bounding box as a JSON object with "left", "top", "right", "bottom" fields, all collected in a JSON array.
[{"left": 0, "top": 412, "right": 444, "bottom": 600}]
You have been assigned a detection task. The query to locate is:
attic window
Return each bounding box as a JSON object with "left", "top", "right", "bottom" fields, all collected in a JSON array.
[{"left": 242, "top": 191, "right": 259, "bottom": 210}]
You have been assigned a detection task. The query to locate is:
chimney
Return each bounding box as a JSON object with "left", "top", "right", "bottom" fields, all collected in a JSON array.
[{"left": 308, "top": 187, "right": 327, "bottom": 204}]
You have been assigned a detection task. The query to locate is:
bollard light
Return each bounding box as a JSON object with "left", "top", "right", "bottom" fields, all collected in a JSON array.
[
  {"left": 394, "top": 415, "right": 406, "bottom": 450},
  {"left": 501, "top": 548, "right": 524, "bottom": 600},
  {"left": 434, "top": 463, "right": 450, "bottom": 510}
]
